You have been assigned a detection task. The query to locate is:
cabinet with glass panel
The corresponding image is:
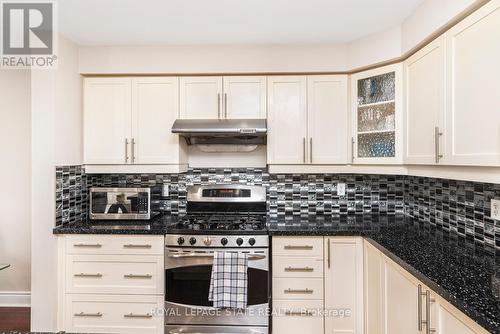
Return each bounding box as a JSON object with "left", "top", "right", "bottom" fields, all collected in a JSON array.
[{"left": 350, "top": 63, "right": 403, "bottom": 164}]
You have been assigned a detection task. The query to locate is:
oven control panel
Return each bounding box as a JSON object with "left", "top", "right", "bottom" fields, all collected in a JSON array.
[{"left": 166, "top": 234, "right": 269, "bottom": 248}]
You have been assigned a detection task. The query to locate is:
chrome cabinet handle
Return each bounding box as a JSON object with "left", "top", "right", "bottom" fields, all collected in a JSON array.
[
  {"left": 284, "top": 288, "right": 313, "bottom": 294},
  {"left": 124, "top": 312, "right": 152, "bottom": 318},
  {"left": 434, "top": 126, "right": 443, "bottom": 163},
  {"left": 124, "top": 274, "right": 152, "bottom": 279},
  {"left": 351, "top": 137, "right": 355, "bottom": 163},
  {"left": 418, "top": 284, "right": 426, "bottom": 331},
  {"left": 125, "top": 138, "right": 129, "bottom": 163},
  {"left": 123, "top": 244, "right": 152, "bottom": 249},
  {"left": 303, "top": 137, "right": 306, "bottom": 163},
  {"left": 74, "top": 312, "right": 102, "bottom": 317},
  {"left": 217, "top": 93, "right": 221, "bottom": 119},
  {"left": 309, "top": 138, "right": 313, "bottom": 163},
  {"left": 224, "top": 93, "right": 228, "bottom": 118},
  {"left": 131, "top": 138, "right": 136, "bottom": 163},
  {"left": 425, "top": 290, "right": 436, "bottom": 333},
  {"left": 284, "top": 245, "right": 313, "bottom": 250},
  {"left": 285, "top": 310, "right": 314, "bottom": 316},
  {"left": 74, "top": 273, "right": 102, "bottom": 278},
  {"left": 284, "top": 266, "right": 313, "bottom": 272},
  {"left": 74, "top": 243, "right": 102, "bottom": 248},
  {"left": 327, "top": 238, "right": 331, "bottom": 269}
]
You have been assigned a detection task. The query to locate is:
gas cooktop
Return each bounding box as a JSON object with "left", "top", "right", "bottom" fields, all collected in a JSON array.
[{"left": 167, "top": 213, "right": 267, "bottom": 235}]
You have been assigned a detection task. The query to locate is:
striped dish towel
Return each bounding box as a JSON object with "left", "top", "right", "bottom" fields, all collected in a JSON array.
[{"left": 208, "top": 251, "right": 248, "bottom": 309}]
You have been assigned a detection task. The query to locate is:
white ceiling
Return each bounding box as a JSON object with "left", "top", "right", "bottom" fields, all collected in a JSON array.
[{"left": 59, "top": 0, "right": 425, "bottom": 46}]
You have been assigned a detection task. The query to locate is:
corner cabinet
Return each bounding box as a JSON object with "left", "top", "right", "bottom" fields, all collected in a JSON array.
[
  {"left": 364, "top": 241, "right": 489, "bottom": 334},
  {"left": 350, "top": 64, "right": 403, "bottom": 164},
  {"left": 267, "top": 75, "right": 349, "bottom": 165},
  {"left": 83, "top": 77, "right": 187, "bottom": 172}
]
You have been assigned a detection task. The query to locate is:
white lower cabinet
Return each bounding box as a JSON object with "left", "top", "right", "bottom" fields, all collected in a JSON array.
[
  {"left": 58, "top": 235, "right": 164, "bottom": 334},
  {"left": 64, "top": 294, "right": 164, "bottom": 334},
  {"left": 272, "top": 236, "right": 363, "bottom": 334},
  {"left": 363, "top": 241, "right": 489, "bottom": 334}
]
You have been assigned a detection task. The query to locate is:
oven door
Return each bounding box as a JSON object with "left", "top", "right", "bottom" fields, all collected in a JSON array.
[{"left": 165, "top": 247, "right": 269, "bottom": 326}]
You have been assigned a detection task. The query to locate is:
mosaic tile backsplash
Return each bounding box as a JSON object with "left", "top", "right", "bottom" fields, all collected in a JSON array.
[
  {"left": 55, "top": 166, "right": 500, "bottom": 249},
  {"left": 405, "top": 176, "right": 500, "bottom": 249}
]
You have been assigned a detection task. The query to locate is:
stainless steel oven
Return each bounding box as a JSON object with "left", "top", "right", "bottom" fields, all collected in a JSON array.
[
  {"left": 165, "top": 235, "right": 269, "bottom": 334},
  {"left": 89, "top": 187, "right": 150, "bottom": 220}
]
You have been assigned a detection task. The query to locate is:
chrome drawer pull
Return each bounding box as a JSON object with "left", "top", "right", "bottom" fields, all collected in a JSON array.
[
  {"left": 74, "top": 312, "right": 102, "bottom": 317},
  {"left": 285, "top": 310, "right": 314, "bottom": 316},
  {"left": 74, "top": 243, "right": 102, "bottom": 248},
  {"left": 124, "top": 274, "right": 152, "bottom": 279},
  {"left": 123, "top": 244, "right": 152, "bottom": 248},
  {"left": 74, "top": 273, "right": 102, "bottom": 278},
  {"left": 284, "top": 266, "right": 313, "bottom": 272},
  {"left": 124, "top": 312, "right": 152, "bottom": 318},
  {"left": 284, "top": 245, "right": 313, "bottom": 250},
  {"left": 284, "top": 288, "right": 313, "bottom": 294}
]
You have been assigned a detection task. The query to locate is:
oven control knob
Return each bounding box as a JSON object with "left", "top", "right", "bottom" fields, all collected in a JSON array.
[
  {"left": 220, "top": 238, "right": 228, "bottom": 246},
  {"left": 203, "top": 237, "right": 212, "bottom": 246},
  {"left": 177, "top": 237, "right": 185, "bottom": 245},
  {"left": 248, "top": 238, "right": 256, "bottom": 246},
  {"left": 236, "top": 238, "right": 244, "bottom": 246},
  {"left": 189, "top": 237, "right": 197, "bottom": 245}
]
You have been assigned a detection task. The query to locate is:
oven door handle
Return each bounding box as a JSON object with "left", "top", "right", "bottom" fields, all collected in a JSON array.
[
  {"left": 167, "top": 253, "right": 266, "bottom": 260},
  {"left": 169, "top": 330, "right": 264, "bottom": 334}
]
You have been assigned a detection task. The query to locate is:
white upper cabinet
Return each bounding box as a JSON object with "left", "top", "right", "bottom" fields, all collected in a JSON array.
[
  {"left": 267, "top": 76, "right": 307, "bottom": 164},
  {"left": 307, "top": 75, "right": 349, "bottom": 164},
  {"left": 351, "top": 63, "right": 403, "bottom": 164},
  {"left": 444, "top": 0, "right": 500, "bottom": 166},
  {"left": 179, "top": 76, "right": 223, "bottom": 119},
  {"left": 84, "top": 77, "right": 186, "bottom": 167},
  {"left": 268, "top": 75, "right": 349, "bottom": 165},
  {"left": 222, "top": 76, "right": 267, "bottom": 119},
  {"left": 404, "top": 35, "right": 446, "bottom": 165},
  {"left": 131, "top": 77, "right": 185, "bottom": 164},
  {"left": 84, "top": 78, "right": 132, "bottom": 164}
]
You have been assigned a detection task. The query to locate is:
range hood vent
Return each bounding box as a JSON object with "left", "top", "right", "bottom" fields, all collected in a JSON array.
[{"left": 171, "top": 119, "right": 267, "bottom": 145}]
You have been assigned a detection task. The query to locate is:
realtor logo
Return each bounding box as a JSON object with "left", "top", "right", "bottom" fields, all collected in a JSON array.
[{"left": 1, "top": 1, "right": 57, "bottom": 68}]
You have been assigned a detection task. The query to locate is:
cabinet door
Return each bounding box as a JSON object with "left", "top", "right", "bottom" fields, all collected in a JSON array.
[
  {"left": 351, "top": 64, "right": 403, "bottom": 164},
  {"left": 364, "top": 242, "right": 384, "bottom": 334},
  {"left": 324, "top": 237, "right": 364, "bottom": 334},
  {"left": 267, "top": 76, "right": 307, "bottom": 164},
  {"left": 131, "top": 77, "right": 183, "bottom": 164},
  {"left": 307, "top": 75, "right": 348, "bottom": 164},
  {"left": 437, "top": 298, "right": 488, "bottom": 334},
  {"left": 384, "top": 259, "right": 421, "bottom": 334},
  {"left": 84, "top": 78, "right": 131, "bottom": 164},
  {"left": 445, "top": 0, "right": 500, "bottom": 166},
  {"left": 405, "top": 36, "right": 446, "bottom": 164},
  {"left": 222, "top": 76, "right": 266, "bottom": 119},
  {"left": 180, "top": 76, "right": 223, "bottom": 119}
]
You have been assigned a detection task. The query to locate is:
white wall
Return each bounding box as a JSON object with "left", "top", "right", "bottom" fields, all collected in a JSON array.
[
  {"left": 30, "top": 35, "right": 82, "bottom": 332},
  {"left": 78, "top": 0, "right": 486, "bottom": 74},
  {"left": 0, "top": 69, "right": 31, "bottom": 307},
  {"left": 401, "top": 0, "right": 483, "bottom": 53}
]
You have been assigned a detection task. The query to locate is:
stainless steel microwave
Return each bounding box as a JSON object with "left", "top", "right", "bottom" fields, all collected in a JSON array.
[{"left": 89, "top": 187, "right": 150, "bottom": 220}]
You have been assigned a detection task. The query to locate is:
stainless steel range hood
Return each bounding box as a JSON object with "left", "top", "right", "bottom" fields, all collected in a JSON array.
[{"left": 171, "top": 119, "right": 267, "bottom": 145}]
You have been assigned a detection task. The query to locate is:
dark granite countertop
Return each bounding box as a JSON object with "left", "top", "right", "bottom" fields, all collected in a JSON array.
[
  {"left": 53, "top": 214, "right": 500, "bottom": 333},
  {"left": 269, "top": 215, "right": 500, "bottom": 333}
]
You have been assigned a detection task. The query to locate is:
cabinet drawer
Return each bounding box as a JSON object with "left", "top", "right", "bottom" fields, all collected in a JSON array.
[
  {"left": 63, "top": 294, "right": 163, "bottom": 334},
  {"left": 66, "top": 255, "right": 164, "bottom": 294},
  {"left": 65, "top": 235, "right": 164, "bottom": 255},
  {"left": 273, "top": 257, "right": 323, "bottom": 278},
  {"left": 273, "top": 278, "right": 323, "bottom": 300},
  {"left": 272, "top": 237, "right": 323, "bottom": 257},
  {"left": 272, "top": 300, "right": 324, "bottom": 334}
]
